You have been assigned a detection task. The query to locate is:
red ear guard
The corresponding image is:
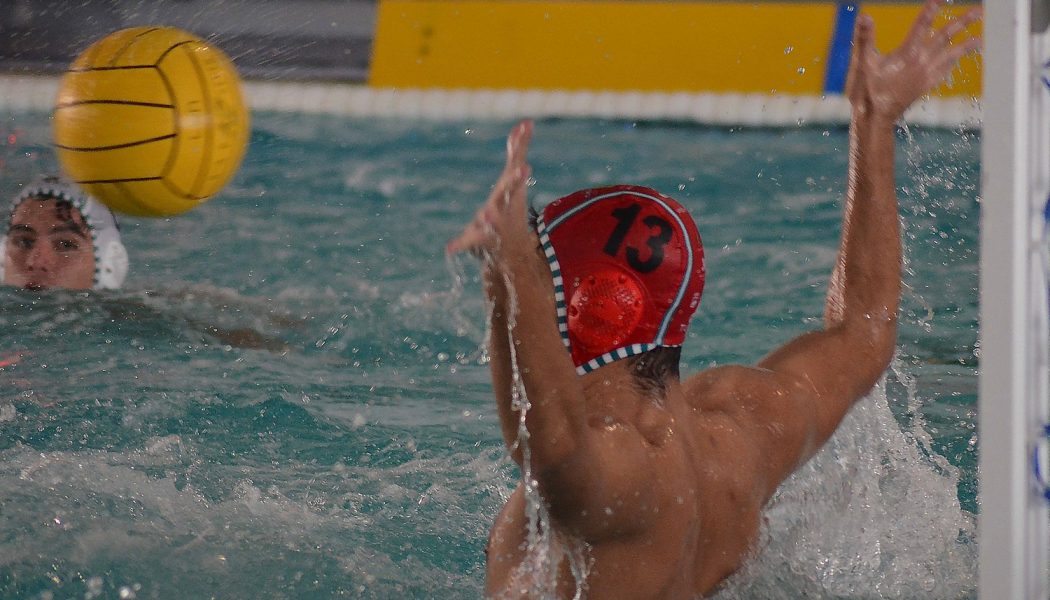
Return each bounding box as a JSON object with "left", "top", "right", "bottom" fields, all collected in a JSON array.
[{"left": 567, "top": 266, "right": 646, "bottom": 355}]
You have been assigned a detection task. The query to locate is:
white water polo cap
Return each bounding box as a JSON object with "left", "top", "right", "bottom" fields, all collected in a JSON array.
[{"left": 0, "top": 176, "right": 128, "bottom": 289}]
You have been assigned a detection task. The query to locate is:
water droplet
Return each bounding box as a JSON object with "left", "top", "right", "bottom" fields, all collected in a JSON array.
[
  {"left": 784, "top": 46, "right": 794, "bottom": 54},
  {"left": 797, "top": 67, "right": 806, "bottom": 75}
]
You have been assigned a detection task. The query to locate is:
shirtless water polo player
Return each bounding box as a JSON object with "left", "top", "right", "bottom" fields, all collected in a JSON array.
[{"left": 448, "top": 2, "right": 981, "bottom": 597}]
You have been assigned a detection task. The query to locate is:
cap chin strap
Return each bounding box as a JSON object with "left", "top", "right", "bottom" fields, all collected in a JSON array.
[{"left": 95, "top": 239, "right": 128, "bottom": 290}]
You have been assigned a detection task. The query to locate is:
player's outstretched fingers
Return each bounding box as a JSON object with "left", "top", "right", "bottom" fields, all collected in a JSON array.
[
  {"left": 908, "top": 0, "right": 943, "bottom": 42},
  {"left": 933, "top": 7, "right": 982, "bottom": 49}
]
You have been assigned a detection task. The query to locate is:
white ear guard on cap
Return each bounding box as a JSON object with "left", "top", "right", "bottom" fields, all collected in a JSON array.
[{"left": 1, "top": 175, "right": 128, "bottom": 290}]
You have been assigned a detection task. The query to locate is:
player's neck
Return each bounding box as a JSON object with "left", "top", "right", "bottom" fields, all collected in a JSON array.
[{"left": 581, "top": 362, "right": 679, "bottom": 426}]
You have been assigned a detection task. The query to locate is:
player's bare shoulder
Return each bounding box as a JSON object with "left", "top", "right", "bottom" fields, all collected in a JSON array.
[
  {"left": 681, "top": 364, "right": 773, "bottom": 415},
  {"left": 678, "top": 365, "right": 777, "bottom": 490}
]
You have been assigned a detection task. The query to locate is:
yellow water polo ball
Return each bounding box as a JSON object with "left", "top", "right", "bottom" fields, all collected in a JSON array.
[{"left": 53, "top": 27, "right": 250, "bottom": 217}]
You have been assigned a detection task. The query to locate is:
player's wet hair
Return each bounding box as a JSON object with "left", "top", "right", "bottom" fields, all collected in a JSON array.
[{"left": 625, "top": 346, "right": 681, "bottom": 396}]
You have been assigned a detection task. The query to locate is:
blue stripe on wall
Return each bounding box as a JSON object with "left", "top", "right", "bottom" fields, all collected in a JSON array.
[{"left": 823, "top": 2, "right": 858, "bottom": 94}]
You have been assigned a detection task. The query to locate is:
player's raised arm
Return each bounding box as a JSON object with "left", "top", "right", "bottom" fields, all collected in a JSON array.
[
  {"left": 448, "top": 121, "right": 587, "bottom": 474},
  {"left": 713, "top": 0, "right": 982, "bottom": 498},
  {"left": 479, "top": 262, "right": 525, "bottom": 461}
]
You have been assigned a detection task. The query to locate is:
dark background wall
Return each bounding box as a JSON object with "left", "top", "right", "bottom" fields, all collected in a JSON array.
[{"left": 0, "top": 0, "right": 377, "bottom": 81}]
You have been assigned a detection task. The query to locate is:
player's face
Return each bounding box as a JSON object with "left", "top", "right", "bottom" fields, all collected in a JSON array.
[{"left": 3, "top": 198, "right": 95, "bottom": 291}]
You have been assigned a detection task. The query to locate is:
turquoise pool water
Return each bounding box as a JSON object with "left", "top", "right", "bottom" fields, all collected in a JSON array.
[{"left": 0, "top": 112, "right": 979, "bottom": 599}]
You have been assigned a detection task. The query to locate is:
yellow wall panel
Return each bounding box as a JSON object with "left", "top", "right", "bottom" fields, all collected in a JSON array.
[
  {"left": 371, "top": 1, "right": 836, "bottom": 93},
  {"left": 370, "top": 1, "right": 981, "bottom": 97}
]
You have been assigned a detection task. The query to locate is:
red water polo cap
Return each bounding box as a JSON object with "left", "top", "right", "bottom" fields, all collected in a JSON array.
[{"left": 536, "top": 185, "right": 705, "bottom": 374}]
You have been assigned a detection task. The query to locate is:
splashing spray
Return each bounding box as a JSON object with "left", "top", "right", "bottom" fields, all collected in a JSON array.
[{"left": 491, "top": 267, "right": 592, "bottom": 599}]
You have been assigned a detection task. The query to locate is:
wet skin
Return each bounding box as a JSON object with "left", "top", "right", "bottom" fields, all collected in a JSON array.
[
  {"left": 4, "top": 198, "right": 95, "bottom": 291},
  {"left": 449, "top": 3, "right": 981, "bottom": 597}
]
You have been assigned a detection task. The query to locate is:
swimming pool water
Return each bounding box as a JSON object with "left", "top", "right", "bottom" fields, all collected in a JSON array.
[{"left": 0, "top": 112, "right": 980, "bottom": 599}]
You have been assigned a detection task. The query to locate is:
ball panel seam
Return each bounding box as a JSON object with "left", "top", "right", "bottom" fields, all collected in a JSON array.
[
  {"left": 107, "top": 27, "right": 161, "bottom": 68},
  {"left": 182, "top": 43, "right": 215, "bottom": 198},
  {"left": 55, "top": 134, "right": 177, "bottom": 153}
]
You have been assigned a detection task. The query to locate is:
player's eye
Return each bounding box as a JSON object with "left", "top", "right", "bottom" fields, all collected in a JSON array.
[
  {"left": 10, "top": 236, "right": 34, "bottom": 250},
  {"left": 54, "top": 238, "right": 80, "bottom": 252}
]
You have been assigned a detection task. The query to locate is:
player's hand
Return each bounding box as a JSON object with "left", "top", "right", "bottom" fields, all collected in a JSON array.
[
  {"left": 846, "top": 0, "right": 981, "bottom": 121},
  {"left": 447, "top": 120, "right": 534, "bottom": 258}
]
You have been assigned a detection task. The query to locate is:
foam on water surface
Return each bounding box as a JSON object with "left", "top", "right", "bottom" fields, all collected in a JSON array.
[{"left": 0, "top": 113, "right": 979, "bottom": 598}]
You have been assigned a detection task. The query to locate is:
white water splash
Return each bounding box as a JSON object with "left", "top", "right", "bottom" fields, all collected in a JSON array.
[
  {"left": 489, "top": 265, "right": 593, "bottom": 599},
  {"left": 713, "top": 369, "right": 976, "bottom": 600}
]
